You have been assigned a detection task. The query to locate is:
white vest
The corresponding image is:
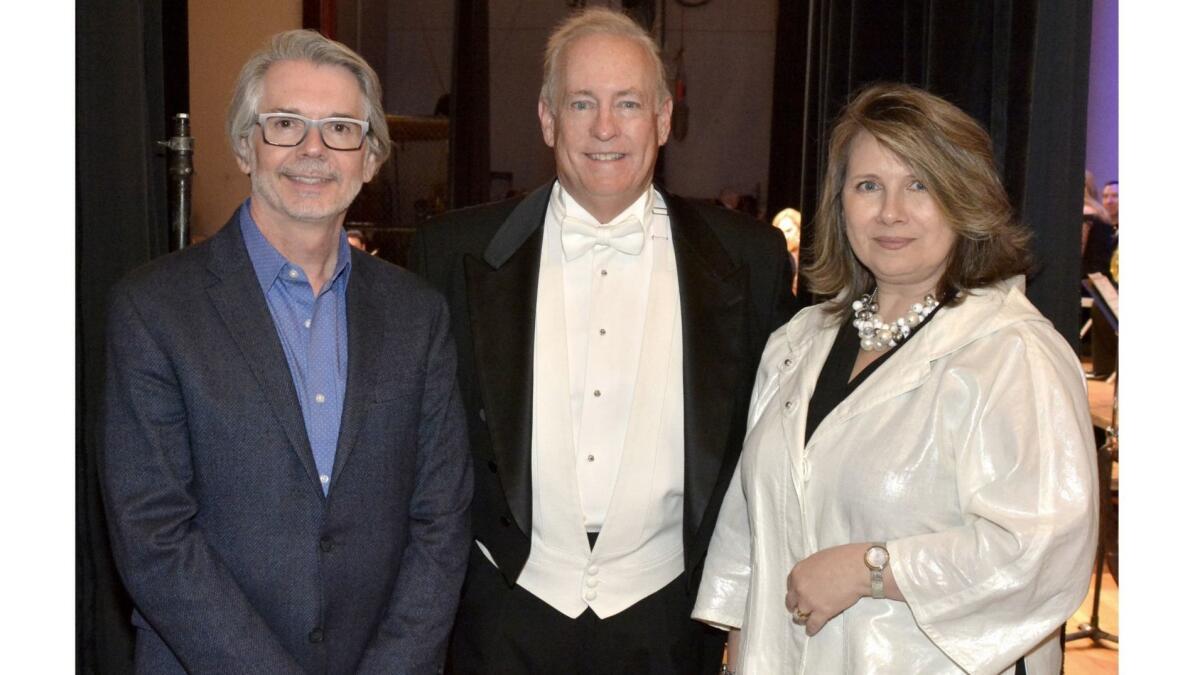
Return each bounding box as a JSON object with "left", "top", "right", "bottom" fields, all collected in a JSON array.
[{"left": 504, "top": 187, "right": 686, "bottom": 619}]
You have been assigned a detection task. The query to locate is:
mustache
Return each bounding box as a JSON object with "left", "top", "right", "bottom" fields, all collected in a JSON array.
[{"left": 280, "top": 160, "right": 339, "bottom": 180}]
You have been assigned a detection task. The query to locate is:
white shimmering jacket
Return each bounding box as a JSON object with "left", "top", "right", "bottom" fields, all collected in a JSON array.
[{"left": 692, "top": 277, "right": 1098, "bottom": 674}]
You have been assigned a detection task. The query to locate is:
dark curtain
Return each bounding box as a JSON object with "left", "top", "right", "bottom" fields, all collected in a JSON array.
[
  {"left": 77, "top": 0, "right": 182, "bottom": 671},
  {"left": 768, "top": 0, "right": 1092, "bottom": 344},
  {"left": 449, "top": 0, "right": 491, "bottom": 208}
]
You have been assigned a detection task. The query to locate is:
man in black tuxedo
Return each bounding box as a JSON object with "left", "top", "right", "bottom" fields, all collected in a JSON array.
[
  {"left": 410, "top": 8, "right": 795, "bottom": 673},
  {"left": 101, "top": 30, "right": 472, "bottom": 673}
]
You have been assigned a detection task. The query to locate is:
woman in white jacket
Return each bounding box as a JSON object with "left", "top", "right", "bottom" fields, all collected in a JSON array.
[{"left": 692, "top": 83, "right": 1097, "bottom": 675}]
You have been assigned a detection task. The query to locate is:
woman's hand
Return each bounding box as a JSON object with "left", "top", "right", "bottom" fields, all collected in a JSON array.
[{"left": 785, "top": 543, "right": 873, "bottom": 636}]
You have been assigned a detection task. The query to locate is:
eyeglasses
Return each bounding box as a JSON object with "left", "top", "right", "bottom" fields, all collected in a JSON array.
[{"left": 256, "top": 113, "right": 370, "bottom": 151}]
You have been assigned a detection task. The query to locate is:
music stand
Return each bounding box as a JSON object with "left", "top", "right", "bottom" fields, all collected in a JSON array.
[{"left": 1066, "top": 274, "right": 1118, "bottom": 646}]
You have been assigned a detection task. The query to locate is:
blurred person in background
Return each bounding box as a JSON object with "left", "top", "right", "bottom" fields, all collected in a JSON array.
[{"left": 773, "top": 207, "right": 801, "bottom": 295}]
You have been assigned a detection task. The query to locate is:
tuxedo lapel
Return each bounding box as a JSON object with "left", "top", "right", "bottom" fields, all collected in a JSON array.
[
  {"left": 665, "top": 194, "right": 748, "bottom": 539},
  {"left": 204, "top": 218, "right": 324, "bottom": 498},
  {"left": 329, "top": 253, "right": 383, "bottom": 489},
  {"left": 465, "top": 185, "right": 552, "bottom": 536}
]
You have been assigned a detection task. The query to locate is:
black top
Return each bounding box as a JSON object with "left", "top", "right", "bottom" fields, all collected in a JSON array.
[
  {"left": 1081, "top": 215, "right": 1115, "bottom": 280},
  {"left": 804, "top": 296, "right": 949, "bottom": 445}
]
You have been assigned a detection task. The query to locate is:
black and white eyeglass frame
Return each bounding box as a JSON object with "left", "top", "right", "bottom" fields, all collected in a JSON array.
[{"left": 255, "top": 112, "right": 370, "bottom": 151}]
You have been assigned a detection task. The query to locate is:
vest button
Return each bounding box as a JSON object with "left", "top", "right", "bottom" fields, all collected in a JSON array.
[
  {"left": 487, "top": 460, "right": 498, "bottom": 473},
  {"left": 309, "top": 628, "right": 324, "bottom": 643},
  {"left": 319, "top": 536, "right": 333, "bottom": 553}
]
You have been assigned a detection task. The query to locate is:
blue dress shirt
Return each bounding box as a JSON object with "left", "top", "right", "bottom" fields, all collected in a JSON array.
[{"left": 240, "top": 201, "right": 349, "bottom": 495}]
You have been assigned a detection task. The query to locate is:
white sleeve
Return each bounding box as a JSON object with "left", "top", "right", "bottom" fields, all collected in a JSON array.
[
  {"left": 691, "top": 459, "right": 751, "bottom": 630},
  {"left": 691, "top": 335, "right": 784, "bottom": 630},
  {"left": 887, "top": 324, "right": 1099, "bottom": 674}
]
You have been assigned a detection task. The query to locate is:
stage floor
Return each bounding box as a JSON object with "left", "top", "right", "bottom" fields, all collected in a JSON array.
[{"left": 1064, "top": 566, "right": 1119, "bottom": 673}]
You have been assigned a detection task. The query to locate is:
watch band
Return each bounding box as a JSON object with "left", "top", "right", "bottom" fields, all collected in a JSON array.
[{"left": 870, "top": 566, "right": 885, "bottom": 599}]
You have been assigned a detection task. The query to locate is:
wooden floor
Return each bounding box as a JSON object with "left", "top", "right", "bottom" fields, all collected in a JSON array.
[{"left": 1063, "top": 566, "right": 1119, "bottom": 673}]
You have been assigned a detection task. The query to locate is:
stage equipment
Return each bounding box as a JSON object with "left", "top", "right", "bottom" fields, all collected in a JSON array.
[
  {"left": 1066, "top": 274, "right": 1118, "bottom": 646},
  {"left": 158, "top": 113, "right": 194, "bottom": 251}
]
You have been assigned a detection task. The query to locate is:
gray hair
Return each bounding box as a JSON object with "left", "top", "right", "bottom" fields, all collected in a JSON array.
[
  {"left": 227, "top": 29, "right": 391, "bottom": 166},
  {"left": 540, "top": 8, "right": 670, "bottom": 109}
]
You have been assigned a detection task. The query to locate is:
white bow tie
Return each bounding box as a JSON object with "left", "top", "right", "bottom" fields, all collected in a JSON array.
[{"left": 560, "top": 214, "right": 646, "bottom": 261}]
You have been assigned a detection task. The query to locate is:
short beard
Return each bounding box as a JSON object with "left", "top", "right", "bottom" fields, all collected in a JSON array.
[{"left": 250, "top": 160, "right": 361, "bottom": 224}]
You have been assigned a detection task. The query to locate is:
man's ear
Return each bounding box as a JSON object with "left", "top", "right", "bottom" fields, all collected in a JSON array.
[
  {"left": 656, "top": 97, "right": 673, "bottom": 147},
  {"left": 537, "top": 98, "right": 556, "bottom": 148},
  {"left": 235, "top": 137, "right": 253, "bottom": 175},
  {"left": 362, "top": 149, "right": 381, "bottom": 183}
]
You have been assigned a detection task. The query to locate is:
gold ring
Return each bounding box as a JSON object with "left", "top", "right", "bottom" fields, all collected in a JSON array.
[{"left": 792, "top": 607, "right": 811, "bottom": 623}]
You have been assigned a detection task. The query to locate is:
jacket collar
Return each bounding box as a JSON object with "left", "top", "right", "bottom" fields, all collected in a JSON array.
[
  {"left": 203, "top": 214, "right": 382, "bottom": 500},
  {"left": 204, "top": 217, "right": 324, "bottom": 498},
  {"left": 788, "top": 276, "right": 1045, "bottom": 434},
  {"left": 483, "top": 183, "right": 553, "bottom": 268},
  {"left": 467, "top": 183, "right": 746, "bottom": 547}
]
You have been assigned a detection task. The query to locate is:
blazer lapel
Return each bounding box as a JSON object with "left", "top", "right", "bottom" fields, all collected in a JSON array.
[
  {"left": 665, "top": 193, "right": 748, "bottom": 539},
  {"left": 329, "top": 253, "right": 383, "bottom": 490},
  {"left": 465, "top": 185, "right": 552, "bottom": 536},
  {"left": 204, "top": 217, "right": 324, "bottom": 497}
]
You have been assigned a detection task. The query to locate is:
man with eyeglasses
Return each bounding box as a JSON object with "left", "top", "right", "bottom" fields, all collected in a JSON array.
[{"left": 100, "top": 30, "right": 471, "bottom": 673}]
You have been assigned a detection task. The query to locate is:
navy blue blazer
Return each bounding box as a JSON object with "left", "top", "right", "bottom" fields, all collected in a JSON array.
[{"left": 101, "top": 213, "right": 473, "bottom": 674}]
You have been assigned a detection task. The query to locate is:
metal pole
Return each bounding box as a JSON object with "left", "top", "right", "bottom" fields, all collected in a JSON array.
[{"left": 159, "top": 113, "right": 194, "bottom": 250}]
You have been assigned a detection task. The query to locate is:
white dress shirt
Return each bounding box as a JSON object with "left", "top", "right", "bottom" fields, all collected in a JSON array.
[{"left": 555, "top": 185, "right": 661, "bottom": 528}]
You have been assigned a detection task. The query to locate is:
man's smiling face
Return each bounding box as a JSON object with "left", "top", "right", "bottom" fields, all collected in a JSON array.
[
  {"left": 538, "top": 33, "right": 671, "bottom": 223},
  {"left": 239, "top": 59, "right": 379, "bottom": 230}
]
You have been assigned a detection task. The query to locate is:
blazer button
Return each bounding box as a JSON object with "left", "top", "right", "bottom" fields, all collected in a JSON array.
[
  {"left": 500, "top": 515, "right": 512, "bottom": 527},
  {"left": 487, "top": 460, "right": 499, "bottom": 473},
  {"left": 309, "top": 628, "right": 324, "bottom": 643},
  {"left": 319, "top": 536, "right": 333, "bottom": 553}
]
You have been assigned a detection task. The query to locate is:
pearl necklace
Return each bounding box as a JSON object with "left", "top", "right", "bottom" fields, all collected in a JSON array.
[{"left": 852, "top": 289, "right": 940, "bottom": 352}]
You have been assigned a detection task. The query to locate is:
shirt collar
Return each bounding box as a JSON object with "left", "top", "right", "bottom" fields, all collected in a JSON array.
[
  {"left": 550, "top": 182, "right": 656, "bottom": 232},
  {"left": 238, "top": 198, "right": 352, "bottom": 294}
]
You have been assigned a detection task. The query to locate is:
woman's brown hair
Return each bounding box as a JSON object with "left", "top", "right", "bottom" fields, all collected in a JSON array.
[{"left": 804, "top": 83, "right": 1032, "bottom": 317}]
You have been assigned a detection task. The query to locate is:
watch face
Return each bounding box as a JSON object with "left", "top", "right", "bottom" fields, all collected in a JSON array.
[{"left": 866, "top": 546, "right": 889, "bottom": 569}]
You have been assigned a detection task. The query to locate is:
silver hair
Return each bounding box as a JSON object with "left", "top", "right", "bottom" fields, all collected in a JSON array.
[
  {"left": 226, "top": 29, "right": 391, "bottom": 166},
  {"left": 540, "top": 7, "right": 671, "bottom": 109}
]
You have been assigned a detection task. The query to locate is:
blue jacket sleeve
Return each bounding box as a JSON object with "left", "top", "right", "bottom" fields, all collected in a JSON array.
[
  {"left": 355, "top": 296, "right": 473, "bottom": 673},
  {"left": 100, "top": 283, "right": 305, "bottom": 673}
]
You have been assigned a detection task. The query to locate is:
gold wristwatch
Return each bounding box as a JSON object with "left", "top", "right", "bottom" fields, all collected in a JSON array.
[{"left": 864, "top": 543, "right": 889, "bottom": 599}]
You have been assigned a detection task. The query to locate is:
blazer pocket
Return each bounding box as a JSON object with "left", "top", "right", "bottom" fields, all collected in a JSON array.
[{"left": 372, "top": 378, "right": 418, "bottom": 404}]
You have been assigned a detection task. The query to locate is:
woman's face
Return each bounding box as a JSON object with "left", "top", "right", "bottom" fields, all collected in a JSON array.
[{"left": 841, "top": 131, "right": 957, "bottom": 293}]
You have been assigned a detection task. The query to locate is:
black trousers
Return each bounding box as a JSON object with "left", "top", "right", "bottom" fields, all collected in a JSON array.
[{"left": 447, "top": 545, "right": 726, "bottom": 674}]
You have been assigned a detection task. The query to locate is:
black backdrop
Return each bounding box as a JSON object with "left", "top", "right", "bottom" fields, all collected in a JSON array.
[
  {"left": 76, "top": 1, "right": 1095, "bottom": 671},
  {"left": 77, "top": 0, "right": 186, "bottom": 670},
  {"left": 767, "top": 0, "right": 1093, "bottom": 343}
]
